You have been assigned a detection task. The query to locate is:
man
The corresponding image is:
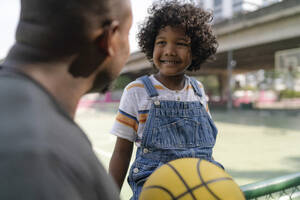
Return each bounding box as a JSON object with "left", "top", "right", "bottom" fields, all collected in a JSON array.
[{"left": 0, "top": 0, "right": 132, "bottom": 199}]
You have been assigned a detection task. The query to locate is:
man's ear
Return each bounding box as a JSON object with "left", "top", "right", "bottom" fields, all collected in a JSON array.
[
  {"left": 68, "top": 21, "right": 120, "bottom": 78},
  {"left": 97, "top": 20, "right": 120, "bottom": 57}
]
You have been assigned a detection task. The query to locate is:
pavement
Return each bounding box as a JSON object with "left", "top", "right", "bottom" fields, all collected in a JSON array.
[{"left": 75, "top": 102, "right": 300, "bottom": 200}]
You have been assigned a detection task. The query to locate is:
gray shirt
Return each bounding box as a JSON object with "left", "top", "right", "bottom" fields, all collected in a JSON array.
[{"left": 0, "top": 67, "right": 119, "bottom": 200}]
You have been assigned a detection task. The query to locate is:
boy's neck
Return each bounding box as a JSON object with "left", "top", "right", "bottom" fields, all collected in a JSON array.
[{"left": 154, "top": 73, "right": 186, "bottom": 91}]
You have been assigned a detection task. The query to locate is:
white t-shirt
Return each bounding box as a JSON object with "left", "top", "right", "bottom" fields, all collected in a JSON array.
[{"left": 110, "top": 75, "right": 210, "bottom": 146}]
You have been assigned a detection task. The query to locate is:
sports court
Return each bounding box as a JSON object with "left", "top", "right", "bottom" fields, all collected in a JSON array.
[{"left": 75, "top": 102, "right": 300, "bottom": 200}]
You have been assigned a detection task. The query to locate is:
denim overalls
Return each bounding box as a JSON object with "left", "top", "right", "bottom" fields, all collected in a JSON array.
[{"left": 128, "top": 76, "right": 223, "bottom": 200}]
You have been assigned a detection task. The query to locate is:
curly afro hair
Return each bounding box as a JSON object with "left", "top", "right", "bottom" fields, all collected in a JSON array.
[{"left": 137, "top": 0, "right": 218, "bottom": 71}]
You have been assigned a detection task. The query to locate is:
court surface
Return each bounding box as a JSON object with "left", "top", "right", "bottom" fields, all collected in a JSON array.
[{"left": 75, "top": 102, "right": 300, "bottom": 200}]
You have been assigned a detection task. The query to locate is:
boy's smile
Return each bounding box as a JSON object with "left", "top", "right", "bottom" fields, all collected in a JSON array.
[
  {"left": 160, "top": 59, "right": 181, "bottom": 65},
  {"left": 153, "top": 26, "right": 192, "bottom": 77}
]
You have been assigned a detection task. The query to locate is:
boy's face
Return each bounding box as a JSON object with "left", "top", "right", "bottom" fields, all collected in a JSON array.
[{"left": 153, "top": 26, "right": 192, "bottom": 77}]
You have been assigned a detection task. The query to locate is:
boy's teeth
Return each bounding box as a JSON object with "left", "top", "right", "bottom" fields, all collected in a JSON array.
[{"left": 162, "top": 61, "right": 177, "bottom": 64}]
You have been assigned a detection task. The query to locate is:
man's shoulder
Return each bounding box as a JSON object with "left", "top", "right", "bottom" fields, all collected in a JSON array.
[
  {"left": 0, "top": 76, "right": 54, "bottom": 118},
  {"left": 0, "top": 73, "right": 49, "bottom": 103},
  {"left": 0, "top": 74, "right": 80, "bottom": 143}
]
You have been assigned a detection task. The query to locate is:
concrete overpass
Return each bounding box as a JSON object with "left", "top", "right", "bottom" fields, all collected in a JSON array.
[{"left": 122, "top": 0, "right": 300, "bottom": 76}]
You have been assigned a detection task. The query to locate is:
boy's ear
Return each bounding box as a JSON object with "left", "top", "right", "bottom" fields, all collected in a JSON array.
[{"left": 97, "top": 20, "right": 120, "bottom": 57}]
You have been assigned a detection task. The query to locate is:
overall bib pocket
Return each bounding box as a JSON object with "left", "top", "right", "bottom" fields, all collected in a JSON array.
[{"left": 150, "top": 117, "right": 215, "bottom": 149}]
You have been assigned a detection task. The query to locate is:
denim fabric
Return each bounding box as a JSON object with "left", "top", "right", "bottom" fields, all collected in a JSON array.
[{"left": 128, "top": 76, "right": 223, "bottom": 200}]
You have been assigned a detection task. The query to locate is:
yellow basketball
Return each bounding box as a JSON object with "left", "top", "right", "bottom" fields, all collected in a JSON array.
[{"left": 139, "top": 158, "right": 245, "bottom": 200}]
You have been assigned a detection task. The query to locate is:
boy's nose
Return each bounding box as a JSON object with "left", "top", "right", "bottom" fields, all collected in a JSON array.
[{"left": 164, "top": 44, "right": 176, "bottom": 56}]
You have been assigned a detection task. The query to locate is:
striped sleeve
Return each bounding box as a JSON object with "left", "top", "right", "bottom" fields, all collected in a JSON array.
[
  {"left": 110, "top": 82, "right": 139, "bottom": 142},
  {"left": 116, "top": 109, "right": 138, "bottom": 132}
]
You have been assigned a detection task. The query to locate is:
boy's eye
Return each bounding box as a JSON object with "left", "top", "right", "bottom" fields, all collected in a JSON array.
[
  {"left": 155, "top": 41, "right": 166, "bottom": 45},
  {"left": 177, "top": 42, "right": 189, "bottom": 46}
]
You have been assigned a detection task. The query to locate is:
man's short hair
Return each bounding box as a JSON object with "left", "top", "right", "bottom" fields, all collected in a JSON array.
[{"left": 15, "top": 0, "right": 119, "bottom": 60}]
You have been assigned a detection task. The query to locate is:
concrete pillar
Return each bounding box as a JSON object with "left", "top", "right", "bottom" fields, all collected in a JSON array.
[
  {"left": 227, "top": 50, "right": 235, "bottom": 109},
  {"left": 203, "top": 0, "right": 214, "bottom": 10},
  {"left": 217, "top": 73, "right": 229, "bottom": 102},
  {"left": 223, "top": 0, "right": 233, "bottom": 19}
]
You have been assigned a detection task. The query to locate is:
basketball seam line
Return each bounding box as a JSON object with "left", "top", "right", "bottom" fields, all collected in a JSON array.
[
  {"left": 175, "top": 177, "right": 233, "bottom": 199},
  {"left": 142, "top": 185, "right": 176, "bottom": 200},
  {"left": 197, "top": 159, "right": 222, "bottom": 200},
  {"left": 143, "top": 178, "right": 233, "bottom": 200},
  {"left": 166, "top": 163, "right": 198, "bottom": 200}
]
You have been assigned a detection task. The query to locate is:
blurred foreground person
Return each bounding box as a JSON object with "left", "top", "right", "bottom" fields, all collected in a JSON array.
[{"left": 0, "top": 0, "right": 132, "bottom": 199}]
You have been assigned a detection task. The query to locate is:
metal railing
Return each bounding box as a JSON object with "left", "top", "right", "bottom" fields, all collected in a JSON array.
[{"left": 241, "top": 172, "right": 300, "bottom": 200}]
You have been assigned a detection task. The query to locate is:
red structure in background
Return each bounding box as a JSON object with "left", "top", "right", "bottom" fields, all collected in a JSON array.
[{"left": 77, "top": 92, "right": 120, "bottom": 108}]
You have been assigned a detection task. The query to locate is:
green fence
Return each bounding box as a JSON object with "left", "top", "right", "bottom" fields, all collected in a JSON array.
[{"left": 241, "top": 172, "right": 300, "bottom": 199}]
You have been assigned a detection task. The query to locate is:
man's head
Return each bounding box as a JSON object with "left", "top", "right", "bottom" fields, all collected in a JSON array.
[
  {"left": 88, "top": 0, "right": 133, "bottom": 93},
  {"left": 14, "top": 0, "right": 130, "bottom": 59},
  {"left": 8, "top": 0, "right": 132, "bottom": 93}
]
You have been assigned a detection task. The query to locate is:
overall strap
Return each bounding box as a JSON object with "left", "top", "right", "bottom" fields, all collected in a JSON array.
[
  {"left": 138, "top": 75, "right": 159, "bottom": 97},
  {"left": 189, "top": 77, "right": 203, "bottom": 97}
]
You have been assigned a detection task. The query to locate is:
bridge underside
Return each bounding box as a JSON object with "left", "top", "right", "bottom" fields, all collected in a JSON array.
[
  {"left": 121, "top": 36, "right": 300, "bottom": 102},
  {"left": 123, "top": 36, "right": 300, "bottom": 78},
  {"left": 191, "top": 36, "right": 300, "bottom": 76}
]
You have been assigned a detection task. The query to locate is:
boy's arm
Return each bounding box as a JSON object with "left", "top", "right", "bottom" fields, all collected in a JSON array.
[{"left": 109, "top": 137, "right": 133, "bottom": 190}]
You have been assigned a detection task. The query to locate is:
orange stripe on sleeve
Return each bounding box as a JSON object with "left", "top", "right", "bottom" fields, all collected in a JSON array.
[
  {"left": 138, "top": 113, "right": 148, "bottom": 123},
  {"left": 186, "top": 85, "right": 193, "bottom": 90},
  {"left": 185, "top": 84, "right": 202, "bottom": 90},
  {"left": 154, "top": 85, "right": 164, "bottom": 90},
  {"left": 116, "top": 113, "right": 138, "bottom": 132},
  {"left": 126, "top": 83, "right": 164, "bottom": 91},
  {"left": 126, "top": 83, "right": 144, "bottom": 91}
]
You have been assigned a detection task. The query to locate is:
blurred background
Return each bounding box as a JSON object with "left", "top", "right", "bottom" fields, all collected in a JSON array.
[{"left": 1, "top": 0, "right": 300, "bottom": 110}]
